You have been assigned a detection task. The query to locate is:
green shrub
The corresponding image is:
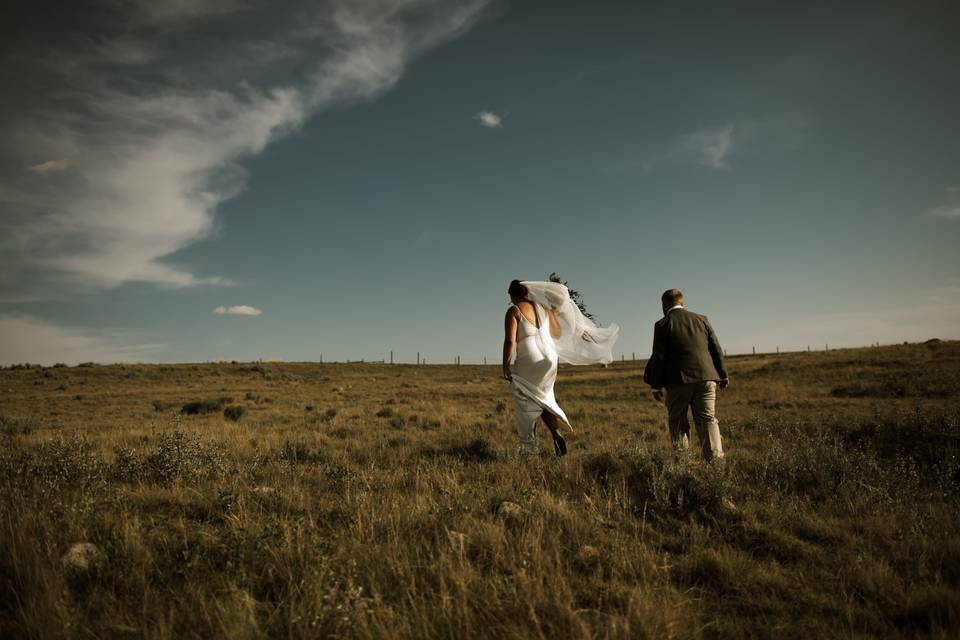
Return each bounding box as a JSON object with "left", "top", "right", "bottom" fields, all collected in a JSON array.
[
  {"left": 423, "top": 437, "right": 497, "bottom": 462},
  {"left": 223, "top": 405, "right": 245, "bottom": 422},
  {"left": 181, "top": 399, "right": 224, "bottom": 415}
]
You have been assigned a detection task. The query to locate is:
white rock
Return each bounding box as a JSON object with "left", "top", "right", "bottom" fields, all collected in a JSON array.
[
  {"left": 495, "top": 501, "right": 524, "bottom": 521},
  {"left": 61, "top": 543, "right": 104, "bottom": 573}
]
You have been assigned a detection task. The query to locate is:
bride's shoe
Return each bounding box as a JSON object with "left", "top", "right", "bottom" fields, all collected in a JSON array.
[{"left": 552, "top": 433, "right": 567, "bottom": 457}]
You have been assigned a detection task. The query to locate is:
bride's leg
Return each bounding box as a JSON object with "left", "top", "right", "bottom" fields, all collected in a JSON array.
[{"left": 541, "top": 410, "right": 567, "bottom": 456}]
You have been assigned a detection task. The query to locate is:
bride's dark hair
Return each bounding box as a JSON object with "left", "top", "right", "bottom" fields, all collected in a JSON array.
[{"left": 508, "top": 280, "right": 528, "bottom": 299}]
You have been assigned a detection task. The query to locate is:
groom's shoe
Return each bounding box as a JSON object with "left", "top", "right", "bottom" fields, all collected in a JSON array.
[{"left": 552, "top": 433, "right": 567, "bottom": 457}]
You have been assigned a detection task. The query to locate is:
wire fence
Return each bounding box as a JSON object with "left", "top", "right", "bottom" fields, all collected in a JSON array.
[{"left": 306, "top": 342, "right": 892, "bottom": 366}]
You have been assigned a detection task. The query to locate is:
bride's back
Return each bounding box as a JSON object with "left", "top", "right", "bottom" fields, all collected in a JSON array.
[{"left": 514, "top": 300, "right": 540, "bottom": 327}]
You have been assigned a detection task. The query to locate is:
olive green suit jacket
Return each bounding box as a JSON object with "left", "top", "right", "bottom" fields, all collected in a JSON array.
[{"left": 643, "top": 307, "right": 727, "bottom": 389}]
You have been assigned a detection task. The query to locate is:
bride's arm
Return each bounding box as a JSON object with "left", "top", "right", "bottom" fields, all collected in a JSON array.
[
  {"left": 547, "top": 308, "right": 562, "bottom": 340},
  {"left": 502, "top": 308, "right": 518, "bottom": 381}
]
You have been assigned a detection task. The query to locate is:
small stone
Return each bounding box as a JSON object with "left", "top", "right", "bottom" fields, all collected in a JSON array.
[
  {"left": 716, "top": 497, "right": 742, "bottom": 519},
  {"left": 61, "top": 543, "right": 105, "bottom": 573}
]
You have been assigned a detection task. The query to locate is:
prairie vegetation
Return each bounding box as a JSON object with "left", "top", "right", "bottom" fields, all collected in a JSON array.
[{"left": 1, "top": 342, "right": 958, "bottom": 638}]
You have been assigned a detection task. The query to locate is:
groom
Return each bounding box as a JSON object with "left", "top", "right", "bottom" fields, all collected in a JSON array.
[{"left": 643, "top": 289, "right": 728, "bottom": 460}]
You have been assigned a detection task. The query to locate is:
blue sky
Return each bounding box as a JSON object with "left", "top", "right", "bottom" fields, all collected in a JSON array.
[{"left": 1, "top": 0, "right": 958, "bottom": 365}]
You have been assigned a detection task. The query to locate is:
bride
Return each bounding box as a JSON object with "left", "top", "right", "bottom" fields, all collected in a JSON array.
[{"left": 501, "top": 279, "right": 620, "bottom": 456}]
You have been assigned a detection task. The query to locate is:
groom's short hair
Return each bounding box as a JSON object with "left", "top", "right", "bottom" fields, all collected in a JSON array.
[{"left": 661, "top": 289, "right": 684, "bottom": 306}]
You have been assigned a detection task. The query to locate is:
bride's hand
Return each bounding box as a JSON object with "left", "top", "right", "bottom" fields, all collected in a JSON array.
[{"left": 502, "top": 367, "right": 512, "bottom": 382}]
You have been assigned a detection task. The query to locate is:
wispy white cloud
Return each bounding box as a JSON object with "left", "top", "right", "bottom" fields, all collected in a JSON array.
[
  {"left": 929, "top": 187, "right": 960, "bottom": 219},
  {"left": 28, "top": 159, "right": 69, "bottom": 174},
  {"left": 475, "top": 110, "right": 503, "bottom": 128},
  {"left": 0, "top": 314, "right": 161, "bottom": 365},
  {"left": 674, "top": 125, "right": 734, "bottom": 170},
  {"left": 932, "top": 206, "right": 960, "bottom": 219},
  {"left": 607, "top": 116, "right": 808, "bottom": 174},
  {"left": 214, "top": 304, "right": 262, "bottom": 316},
  {"left": 0, "top": 0, "right": 493, "bottom": 300}
]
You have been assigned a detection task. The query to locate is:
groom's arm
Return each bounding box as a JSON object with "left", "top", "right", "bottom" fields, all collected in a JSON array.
[
  {"left": 704, "top": 317, "right": 728, "bottom": 383},
  {"left": 643, "top": 321, "right": 667, "bottom": 389}
]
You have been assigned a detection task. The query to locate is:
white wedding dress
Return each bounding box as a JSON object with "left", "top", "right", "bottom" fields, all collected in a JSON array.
[
  {"left": 511, "top": 302, "right": 568, "bottom": 453},
  {"left": 509, "top": 281, "right": 620, "bottom": 454}
]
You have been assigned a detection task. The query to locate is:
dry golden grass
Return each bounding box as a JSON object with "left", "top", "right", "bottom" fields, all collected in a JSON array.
[{"left": 1, "top": 342, "right": 959, "bottom": 638}]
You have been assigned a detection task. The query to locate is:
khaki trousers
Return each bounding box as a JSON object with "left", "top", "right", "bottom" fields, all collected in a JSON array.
[{"left": 664, "top": 381, "right": 724, "bottom": 461}]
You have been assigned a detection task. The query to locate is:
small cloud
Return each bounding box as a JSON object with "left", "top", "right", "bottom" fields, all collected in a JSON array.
[
  {"left": 930, "top": 187, "right": 960, "bottom": 220},
  {"left": 606, "top": 125, "right": 736, "bottom": 173},
  {"left": 214, "top": 305, "right": 262, "bottom": 316},
  {"left": 28, "top": 159, "right": 69, "bottom": 174},
  {"left": 932, "top": 206, "right": 960, "bottom": 220},
  {"left": 475, "top": 111, "right": 503, "bottom": 128},
  {"left": 675, "top": 126, "right": 735, "bottom": 170},
  {"left": 608, "top": 115, "right": 808, "bottom": 174}
]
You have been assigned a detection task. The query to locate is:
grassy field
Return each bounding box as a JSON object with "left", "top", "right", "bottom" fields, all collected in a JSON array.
[{"left": 1, "top": 342, "right": 959, "bottom": 638}]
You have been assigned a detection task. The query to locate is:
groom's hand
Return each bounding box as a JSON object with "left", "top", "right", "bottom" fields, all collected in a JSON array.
[
  {"left": 652, "top": 388, "right": 664, "bottom": 403},
  {"left": 719, "top": 378, "right": 730, "bottom": 390}
]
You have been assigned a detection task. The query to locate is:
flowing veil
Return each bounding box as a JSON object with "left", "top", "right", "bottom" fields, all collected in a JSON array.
[{"left": 521, "top": 281, "right": 620, "bottom": 365}]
